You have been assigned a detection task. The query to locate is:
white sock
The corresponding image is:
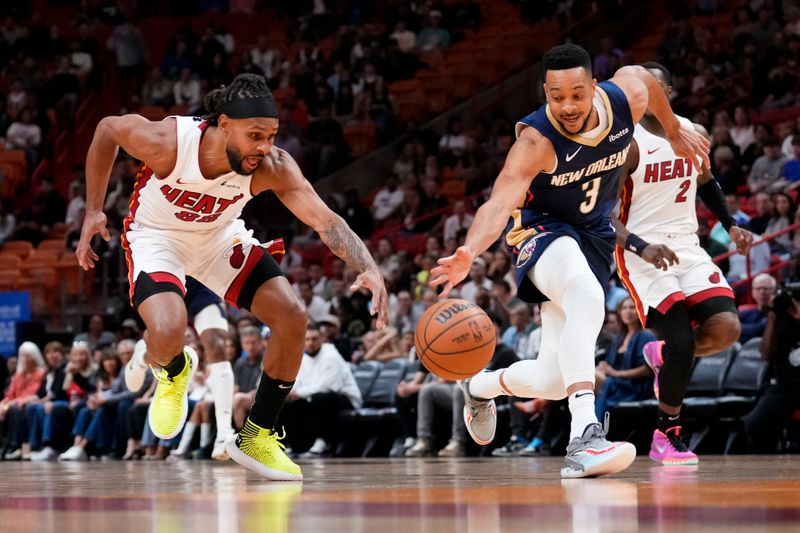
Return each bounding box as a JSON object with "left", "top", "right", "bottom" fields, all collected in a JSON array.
[
  {"left": 206, "top": 361, "right": 234, "bottom": 439},
  {"left": 468, "top": 370, "right": 506, "bottom": 400},
  {"left": 568, "top": 390, "right": 598, "bottom": 440},
  {"left": 309, "top": 438, "right": 327, "bottom": 454},
  {"left": 200, "top": 423, "right": 213, "bottom": 448},
  {"left": 176, "top": 422, "right": 197, "bottom": 455}
]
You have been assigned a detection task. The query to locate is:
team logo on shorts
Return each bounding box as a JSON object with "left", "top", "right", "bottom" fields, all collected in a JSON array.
[
  {"left": 223, "top": 238, "right": 246, "bottom": 269},
  {"left": 708, "top": 271, "right": 721, "bottom": 284},
  {"left": 516, "top": 233, "right": 549, "bottom": 268}
]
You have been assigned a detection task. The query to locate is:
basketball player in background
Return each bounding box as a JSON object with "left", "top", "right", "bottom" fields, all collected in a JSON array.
[
  {"left": 612, "top": 62, "right": 752, "bottom": 465},
  {"left": 77, "top": 73, "right": 389, "bottom": 480},
  {"left": 431, "top": 44, "right": 710, "bottom": 478}
]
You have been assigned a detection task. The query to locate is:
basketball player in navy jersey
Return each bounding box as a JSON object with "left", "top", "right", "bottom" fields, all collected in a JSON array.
[
  {"left": 431, "top": 44, "right": 710, "bottom": 477},
  {"left": 611, "top": 63, "right": 752, "bottom": 465},
  {"left": 77, "top": 74, "right": 389, "bottom": 480}
]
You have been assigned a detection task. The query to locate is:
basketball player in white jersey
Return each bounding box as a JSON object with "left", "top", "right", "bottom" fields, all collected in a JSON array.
[
  {"left": 126, "top": 271, "right": 278, "bottom": 461},
  {"left": 77, "top": 74, "right": 389, "bottom": 480},
  {"left": 612, "top": 63, "right": 753, "bottom": 465}
]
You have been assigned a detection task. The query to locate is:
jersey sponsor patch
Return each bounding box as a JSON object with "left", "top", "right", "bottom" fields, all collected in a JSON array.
[{"left": 608, "top": 128, "right": 630, "bottom": 142}]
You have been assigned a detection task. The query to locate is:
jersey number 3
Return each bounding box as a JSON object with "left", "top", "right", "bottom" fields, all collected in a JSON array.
[
  {"left": 579, "top": 177, "right": 601, "bottom": 214},
  {"left": 675, "top": 179, "right": 691, "bottom": 203}
]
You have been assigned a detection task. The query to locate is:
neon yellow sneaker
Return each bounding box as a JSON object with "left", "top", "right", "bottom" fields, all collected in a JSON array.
[
  {"left": 148, "top": 346, "right": 198, "bottom": 440},
  {"left": 226, "top": 419, "right": 303, "bottom": 481}
]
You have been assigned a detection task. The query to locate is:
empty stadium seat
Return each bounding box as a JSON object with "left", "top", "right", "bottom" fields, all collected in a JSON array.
[
  {"left": 1, "top": 240, "right": 34, "bottom": 259},
  {"left": 717, "top": 340, "right": 770, "bottom": 418},
  {"left": 682, "top": 347, "right": 736, "bottom": 418}
]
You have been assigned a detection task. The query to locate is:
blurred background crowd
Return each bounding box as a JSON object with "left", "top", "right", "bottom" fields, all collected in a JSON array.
[{"left": 1, "top": 0, "right": 800, "bottom": 462}]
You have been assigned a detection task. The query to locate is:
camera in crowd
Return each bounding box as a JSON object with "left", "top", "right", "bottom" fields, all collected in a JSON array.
[{"left": 772, "top": 282, "right": 800, "bottom": 315}]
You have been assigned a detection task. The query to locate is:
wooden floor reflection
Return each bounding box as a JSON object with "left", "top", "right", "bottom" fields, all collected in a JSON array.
[{"left": 2, "top": 456, "right": 800, "bottom": 532}]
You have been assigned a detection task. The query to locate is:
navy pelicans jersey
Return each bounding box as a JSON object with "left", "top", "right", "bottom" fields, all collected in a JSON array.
[{"left": 505, "top": 80, "right": 635, "bottom": 303}]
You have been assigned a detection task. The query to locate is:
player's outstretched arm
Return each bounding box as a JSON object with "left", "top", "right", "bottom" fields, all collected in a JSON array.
[
  {"left": 429, "top": 128, "right": 549, "bottom": 298},
  {"left": 265, "top": 149, "right": 389, "bottom": 328},
  {"left": 692, "top": 123, "right": 753, "bottom": 256},
  {"left": 78, "top": 115, "right": 176, "bottom": 270},
  {"left": 612, "top": 65, "right": 710, "bottom": 173}
]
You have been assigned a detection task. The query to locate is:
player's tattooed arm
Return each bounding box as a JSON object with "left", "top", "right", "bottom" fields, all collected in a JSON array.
[
  {"left": 318, "top": 215, "right": 373, "bottom": 273},
  {"left": 270, "top": 150, "right": 389, "bottom": 327}
]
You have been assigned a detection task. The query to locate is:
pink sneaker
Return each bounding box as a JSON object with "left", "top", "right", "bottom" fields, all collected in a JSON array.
[
  {"left": 649, "top": 427, "right": 699, "bottom": 466},
  {"left": 643, "top": 340, "right": 665, "bottom": 400}
]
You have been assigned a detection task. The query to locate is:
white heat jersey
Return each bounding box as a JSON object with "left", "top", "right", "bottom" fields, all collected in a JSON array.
[
  {"left": 126, "top": 116, "right": 253, "bottom": 233},
  {"left": 619, "top": 116, "right": 698, "bottom": 237}
]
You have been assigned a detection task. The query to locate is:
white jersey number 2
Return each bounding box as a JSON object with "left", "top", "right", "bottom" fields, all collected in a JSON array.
[{"left": 579, "top": 177, "right": 601, "bottom": 214}]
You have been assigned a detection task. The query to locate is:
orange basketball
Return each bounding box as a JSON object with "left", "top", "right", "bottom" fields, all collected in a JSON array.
[{"left": 414, "top": 298, "right": 496, "bottom": 380}]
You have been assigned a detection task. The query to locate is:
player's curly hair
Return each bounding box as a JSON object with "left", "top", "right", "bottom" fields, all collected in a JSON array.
[
  {"left": 542, "top": 44, "right": 592, "bottom": 75},
  {"left": 202, "top": 73, "right": 273, "bottom": 125}
]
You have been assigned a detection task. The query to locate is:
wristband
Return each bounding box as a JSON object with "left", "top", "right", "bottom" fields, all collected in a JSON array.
[{"left": 624, "top": 234, "right": 650, "bottom": 256}]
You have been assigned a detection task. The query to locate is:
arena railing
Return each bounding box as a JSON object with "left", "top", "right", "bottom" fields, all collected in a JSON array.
[{"left": 712, "top": 221, "right": 800, "bottom": 297}]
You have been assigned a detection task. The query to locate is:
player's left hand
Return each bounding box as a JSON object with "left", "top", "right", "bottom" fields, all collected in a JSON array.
[
  {"left": 641, "top": 243, "right": 679, "bottom": 271},
  {"left": 666, "top": 121, "right": 711, "bottom": 174},
  {"left": 729, "top": 226, "right": 753, "bottom": 256},
  {"left": 430, "top": 246, "right": 473, "bottom": 298},
  {"left": 351, "top": 268, "right": 389, "bottom": 329}
]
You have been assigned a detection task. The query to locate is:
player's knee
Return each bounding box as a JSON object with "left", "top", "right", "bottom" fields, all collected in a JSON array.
[
  {"left": 561, "top": 274, "right": 605, "bottom": 326},
  {"left": 147, "top": 319, "right": 186, "bottom": 360},
  {"left": 284, "top": 299, "right": 309, "bottom": 333},
  {"left": 702, "top": 312, "right": 741, "bottom": 351}
]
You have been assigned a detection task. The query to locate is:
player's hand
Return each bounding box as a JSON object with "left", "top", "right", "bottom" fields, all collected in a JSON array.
[
  {"left": 729, "top": 226, "right": 753, "bottom": 256},
  {"left": 76, "top": 210, "right": 111, "bottom": 270},
  {"left": 429, "top": 246, "right": 473, "bottom": 298},
  {"left": 641, "top": 243, "right": 679, "bottom": 271},
  {"left": 666, "top": 121, "right": 711, "bottom": 174},
  {"left": 351, "top": 268, "right": 389, "bottom": 329}
]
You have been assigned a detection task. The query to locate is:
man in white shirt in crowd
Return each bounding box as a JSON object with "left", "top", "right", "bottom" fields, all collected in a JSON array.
[
  {"left": 443, "top": 200, "right": 474, "bottom": 243},
  {"left": 459, "top": 257, "right": 493, "bottom": 303},
  {"left": 5, "top": 108, "right": 41, "bottom": 162},
  {"left": 297, "top": 279, "right": 330, "bottom": 324},
  {"left": 280, "top": 324, "right": 362, "bottom": 457},
  {"left": 372, "top": 175, "right": 405, "bottom": 222}
]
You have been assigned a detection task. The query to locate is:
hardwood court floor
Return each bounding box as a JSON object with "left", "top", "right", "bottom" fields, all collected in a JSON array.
[{"left": 2, "top": 456, "right": 800, "bottom": 532}]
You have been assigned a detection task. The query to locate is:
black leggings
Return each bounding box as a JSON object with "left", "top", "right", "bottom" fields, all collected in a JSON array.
[{"left": 647, "top": 302, "right": 696, "bottom": 408}]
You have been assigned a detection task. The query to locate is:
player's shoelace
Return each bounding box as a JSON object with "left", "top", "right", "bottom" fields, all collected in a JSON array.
[
  {"left": 237, "top": 420, "right": 288, "bottom": 464},
  {"left": 665, "top": 427, "right": 691, "bottom": 453}
]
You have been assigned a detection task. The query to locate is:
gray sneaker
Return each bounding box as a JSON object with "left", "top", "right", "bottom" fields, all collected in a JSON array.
[
  {"left": 561, "top": 415, "right": 636, "bottom": 478},
  {"left": 459, "top": 379, "right": 496, "bottom": 446}
]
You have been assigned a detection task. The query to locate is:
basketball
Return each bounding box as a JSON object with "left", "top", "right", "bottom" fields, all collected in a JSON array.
[{"left": 414, "top": 298, "right": 496, "bottom": 380}]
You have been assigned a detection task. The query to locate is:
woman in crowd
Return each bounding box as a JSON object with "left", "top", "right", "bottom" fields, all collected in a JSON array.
[{"left": 594, "top": 298, "right": 655, "bottom": 418}]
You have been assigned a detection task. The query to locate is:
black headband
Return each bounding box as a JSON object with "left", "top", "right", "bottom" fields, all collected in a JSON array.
[{"left": 219, "top": 96, "right": 278, "bottom": 119}]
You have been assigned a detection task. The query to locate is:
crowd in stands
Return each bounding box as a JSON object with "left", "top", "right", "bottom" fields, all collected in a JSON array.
[{"left": 2, "top": 1, "right": 800, "bottom": 461}]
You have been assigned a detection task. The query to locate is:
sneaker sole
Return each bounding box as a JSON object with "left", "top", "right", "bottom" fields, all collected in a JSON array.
[
  {"left": 561, "top": 442, "right": 637, "bottom": 478},
  {"left": 649, "top": 451, "right": 699, "bottom": 466},
  {"left": 462, "top": 403, "right": 497, "bottom": 445},
  {"left": 150, "top": 348, "right": 198, "bottom": 440},
  {"left": 225, "top": 439, "right": 303, "bottom": 481}
]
